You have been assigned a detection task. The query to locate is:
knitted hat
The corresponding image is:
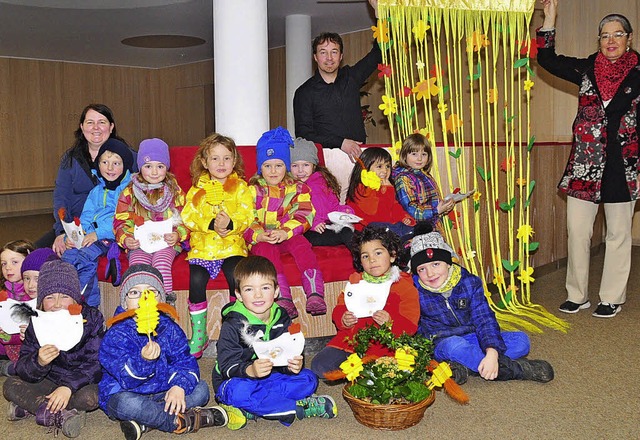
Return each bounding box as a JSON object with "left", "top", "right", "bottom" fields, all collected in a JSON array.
[
  {"left": 21, "top": 248, "right": 58, "bottom": 275},
  {"left": 37, "top": 260, "right": 82, "bottom": 306},
  {"left": 290, "top": 137, "right": 318, "bottom": 165},
  {"left": 119, "top": 264, "right": 166, "bottom": 309},
  {"left": 95, "top": 138, "right": 134, "bottom": 173},
  {"left": 256, "top": 126, "right": 293, "bottom": 172},
  {"left": 138, "top": 138, "right": 170, "bottom": 170},
  {"left": 409, "top": 231, "right": 457, "bottom": 275}
]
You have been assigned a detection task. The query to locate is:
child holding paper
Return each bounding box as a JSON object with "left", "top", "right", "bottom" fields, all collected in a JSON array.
[
  {"left": 310, "top": 225, "right": 420, "bottom": 378},
  {"left": 2, "top": 260, "right": 104, "bottom": 438},
  {"left": 114, "top": 138, "right": 188, "bottom": 299},
  {"left": 213, "top": 256, "right": 336, "bottom": 429},
  {"left": 99, "top": 264, "right": 228, "bottom": 438}
]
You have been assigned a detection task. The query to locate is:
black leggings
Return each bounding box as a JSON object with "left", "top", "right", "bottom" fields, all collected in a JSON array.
[
  {"left": 3, "top": 377, "right": 99, "bottom": 414},
  {"left": 189, "top": 256, "right": 244, "bottom": 303}
]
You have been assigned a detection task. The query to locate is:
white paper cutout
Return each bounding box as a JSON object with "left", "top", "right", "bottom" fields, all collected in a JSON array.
[
  {"left": 134, "top": 219, "right": 173, "bottom": 254},
  {"left": 32, "top": 309, "right": 84, "bottom": 351},
  {"left": 326, "top": 211, "right": 363, "bottom": 232},
  {"left": 62, "top": 219, "right": 85, "bottom": 249},
  {"left": 0, "top": 298, "right": 37, "bottom": 334},
  {"left": 343, "top": 278, "right": 392, "bottom": 318},
  {"left": 444, "top": 189, "right": 476, "bottom": 203},
  {"left": 252, "top": 331, "right": 305, "bottom": 367}
]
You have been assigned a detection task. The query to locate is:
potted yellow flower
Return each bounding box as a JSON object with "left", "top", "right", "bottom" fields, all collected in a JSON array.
[{"left": 325, "top": 324, "right": 467, "bottom": 430}]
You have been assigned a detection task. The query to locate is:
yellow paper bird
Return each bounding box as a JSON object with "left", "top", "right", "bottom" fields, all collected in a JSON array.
[
  {"left": 204, "top": 179, "right": 224, "bottom": 206},
  {"left": 427, "top": 361, "right": 452, "bottom": 389},
  {"left": 361, "top": 169, "right": 381, "bottom": 190},
  {"left": 136, "top": 290, "right": 160, "bottom": 339}
]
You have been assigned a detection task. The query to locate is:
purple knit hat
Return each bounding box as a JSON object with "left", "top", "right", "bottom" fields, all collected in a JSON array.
[
  {"left": 21, "top": 248, "right": 58, "bottom": 275},
  {"left": 37, "top": 260, "right": 82, "bottom": 306},
  {"left": 138, "top": 138, "right": 170, "bottom": 170}
]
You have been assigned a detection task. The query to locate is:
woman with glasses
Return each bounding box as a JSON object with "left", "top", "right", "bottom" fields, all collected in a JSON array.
[{"left": 537, "top": 0, "right": 639, "bottom": 318}]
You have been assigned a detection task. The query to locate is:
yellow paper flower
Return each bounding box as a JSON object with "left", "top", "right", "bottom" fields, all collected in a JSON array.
[
  {"left": 524, "top": 79, "right": 534, "bottom": 91},
  {"left": 395, "top": 347, "right": 415, "bottom": 372},
  {"left": 437, "top": 102, "right": 448, "bottom": 114},
  {"left": 372, "top": 20, "right": 390, "bottom": 44},
  {"left": 467, "top": 30, "right": 490, "bottom": 52},
  {"left": 493, "top": 272, "right": 505, "bottom": 286},
  {"left": 516, "top": 177, "right": 527, "bottom": 187},
  {"left": 517, "top": 224, "right": 534, "bottom": 243},
  {"left": 379, "top": 95, "right": 397, "bottom": 116},
  {"left": 413, "top": 77, "right": 439, "bottom": 101},
  {"left": 361, "top": 169, "right": 381, "bottom": 190},
  {"left": 417, "top": 127, "right": 430, "bottom": 138},
  {"left": 445, "top": 113, "right": 463, "bottom": 133},
  {"left": 473, "top": 191, "right": 482, "bottom": 202},
  {"left": 416, "top": 59, "right": 425, "bottom": 70},
  {"left": 340, "top": 353, "right": 364, "bottom": 381},
  {"left": 518, "top": 266, "right": 535, "bottom": 284},
  {"left": 412, "top": 20, "right": 430, "bottom": 41}
]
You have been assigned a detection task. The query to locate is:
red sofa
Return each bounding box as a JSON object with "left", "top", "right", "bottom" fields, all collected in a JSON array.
[{"left": 99, "top": 145, "right": 354, "bottom": 289}]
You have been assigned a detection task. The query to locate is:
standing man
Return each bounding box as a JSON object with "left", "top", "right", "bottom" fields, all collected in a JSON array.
[{"left": 293, "top": 0, "right": 380, "bottom": 161}]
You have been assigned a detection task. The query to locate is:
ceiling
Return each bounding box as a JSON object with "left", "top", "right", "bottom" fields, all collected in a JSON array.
[{"left": 0, "top": 0, "right": 376, "bottom": 68}]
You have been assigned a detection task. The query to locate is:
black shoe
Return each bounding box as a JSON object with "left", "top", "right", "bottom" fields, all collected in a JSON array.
[
  {"left": 592, "top": 302, "right": 621, "bottom": 318},
  {"left": 513, "top": 358, "right": 554, "bottom": 383},
  {"left": 558, "top": 300, "right": 590, "bottom": 314},
  {"left": 120, "top": 420, "right": 150, "bottom": 440},
  {"left": 447, "top": 361, "right": 469, "bottom": 385}
]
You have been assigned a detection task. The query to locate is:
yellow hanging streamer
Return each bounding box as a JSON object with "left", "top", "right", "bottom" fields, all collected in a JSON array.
[{"left": 378, "top": 0, "right": 569, "bottom": 333}]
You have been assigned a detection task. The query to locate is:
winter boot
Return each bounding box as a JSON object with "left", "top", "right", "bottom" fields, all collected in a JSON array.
[
  {"left": 302, "top": 269, "right": 326, "bottom": 316},
  {"left": 276, "top": 274, "right": 298, "bottom": 319},
  {"left": 120, "top": 420, "right": 151, "bottom": 440},
  {"left": 219, "top": 404, "right": 256, "bottom": 430},
  {"left": 35, "top": 402, "right": 86, "bottom": 438},
  {"left": 496, "top": 354, "right": 554, "bottom": 383},
  {"left": 7, "top": 401, "right": 33, "bottom": 421},
  {"left": 188, "top": 301, "right": 209, "bottom": 358},
  {"left": 447, "top": 361, "right": 470, "bottom": 385},
  {"left": 173, "top": 406, "right": 228, "bottom": 434},
  {"left": 295, "top": 395, "right": 337, "bottom": 420}
]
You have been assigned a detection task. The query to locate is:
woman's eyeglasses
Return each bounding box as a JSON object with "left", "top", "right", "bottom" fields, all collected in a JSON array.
[
  {"left": 126, "top": 289, "right": 160, "bottom": 299},
  {"left": 598, "top": 32, "right": 628, "bottom": 41}
]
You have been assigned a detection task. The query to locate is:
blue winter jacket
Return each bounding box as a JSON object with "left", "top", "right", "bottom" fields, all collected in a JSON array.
[
  {"left": 414, "top": 266, "right": 507, "bottom": 354},
  {"left": 53, "top": 149, "right": 138, "bottom": 236},
  {"left": 98, "top": 307, "right": 200, "bottom": 411},
  {"left": 80, "top": 170, "right": 131, "bottom": 240}
]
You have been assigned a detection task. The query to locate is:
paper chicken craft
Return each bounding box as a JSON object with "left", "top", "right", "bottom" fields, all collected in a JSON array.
[
  {"left": 326, "top": 212, "right": 363, "bottom": 233},
  {"left": 31, "top": 304, "right": 85, "bottom": 351},
  {"left": 0, "top": 297, "right": 37, "bottom": 334},
  {"left": 57, "top": 207, "right": 85, "bottom": 249},
  {"left": 252, "top": 323, "right": 305, "bottom": 367},
  {"left": 343, "top": 277, "right": 392, "bottom": 318}
]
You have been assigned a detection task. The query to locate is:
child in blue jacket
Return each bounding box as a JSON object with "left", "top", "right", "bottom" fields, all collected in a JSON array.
[
  {"left": 61, "top": 138, "right": 134, "bottom": 307},
  {"left": 409, "top": 228, "right": 554, "bottom": 385},
  {"left": 99, "top": 264, "right": 227, "bottom": 438}
]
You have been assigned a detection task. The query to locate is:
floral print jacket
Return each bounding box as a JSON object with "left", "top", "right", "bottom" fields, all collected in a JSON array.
[{"left": 537, "top": 29, "right": 640, "bottom": 203}]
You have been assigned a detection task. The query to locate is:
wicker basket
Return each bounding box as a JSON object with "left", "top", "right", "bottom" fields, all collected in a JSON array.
[{"left": 342, "top": 385, "right": 436, "bottom": 430}]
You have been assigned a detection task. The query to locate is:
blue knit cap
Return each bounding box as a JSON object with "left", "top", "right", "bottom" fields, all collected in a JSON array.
[{"left": 256, "top": 127, "right": 293, "bottom": 173}]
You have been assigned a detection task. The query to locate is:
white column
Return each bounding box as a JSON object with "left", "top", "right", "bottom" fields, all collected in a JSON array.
[
  {"left": 213, "top": 0, "right": 269, "bottom": 144},
  {"left": 286, "top": 14, "right": 312, "bottom": 135}
]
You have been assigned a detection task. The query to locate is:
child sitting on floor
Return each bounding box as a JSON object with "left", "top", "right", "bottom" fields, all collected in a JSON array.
[
  {"left": 311, "top": 225, "right": 420, "bottom": 378},
  {"left": 213, "top": 256, "right": 336, "bottom": 429},
  {"left": 3, "top": 260, "right": 104, "bottom": 438},
  {"left": 409, "top": 227, "right": 554, "bottom": 384},
  {"left": 99, "top": 264, "right": 228, "bottom": 439}
]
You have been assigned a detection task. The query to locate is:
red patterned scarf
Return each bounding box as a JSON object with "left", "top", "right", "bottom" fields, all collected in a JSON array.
[{"left": 594, "top": 50, "right": 638, "bottom": 101}]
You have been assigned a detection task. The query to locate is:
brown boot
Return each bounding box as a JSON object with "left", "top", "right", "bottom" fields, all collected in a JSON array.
[{"left": 174, "top": 406, "right": 228, "bottom": 434}]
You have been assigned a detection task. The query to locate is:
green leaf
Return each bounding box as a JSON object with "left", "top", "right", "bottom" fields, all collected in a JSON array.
[
  {"left": 513, "top": 57, "right": 530, "bottom": 68},
  {"left": 395, "top": 114, "right": 402, "bottom": 125},
  {"left": 499, "top": 202, "right": 512, "bottom": 211},
  {"left": 527, "top": 135, "right": 536, "bottom": 152},
  {"left": 448, "top": 148, "right": 462, "bottom": 158},
  {"left": 528, "top": 180, "right": 536, "bottom": 198},
  {"left": 408, "top": 106, "right": 416, "bottom": 119},
  {"left": 442, "top": 85, "right": 450, "bottom": 94},
  {"left": 526, "top": 65, "right": 535, "bottom": 77},
  {"left": 509, "top": 197, "right": 517, "bottom": 208},
  {"left": 529, "top": 242, "right": 540, "bottom": 252},
  {"left": 495, "top": 290, "right": 513, "bottom": 310},
  {"left": 502, "top": 259, "right": 520, "bottom": 272},
  {"left": 477, "top": 166, "right": 491, "bottom": 181},
  {"left": 474, "top": 201, "right": 480, "bottom": 212}
]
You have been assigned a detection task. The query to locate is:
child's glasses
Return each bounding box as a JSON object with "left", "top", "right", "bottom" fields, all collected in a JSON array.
[
  {"left": 126, "top": 289, "right": 160, "bottom": 299},
  {"left": 598, "top": 32, "right": 628, "bottom": 40}
]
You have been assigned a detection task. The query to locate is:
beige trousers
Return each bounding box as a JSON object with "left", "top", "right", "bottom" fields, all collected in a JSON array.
[{"left": 566, "top": 196, "right": 636, "bottom": 305}]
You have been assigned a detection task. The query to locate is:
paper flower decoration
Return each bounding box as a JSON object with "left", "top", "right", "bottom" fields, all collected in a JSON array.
[
  {"left": 361, "top": 169, "right": 381, "bottom": 190},
  {"left": 340, "top": 353, "right": 364, "bottom": 382},
  {"left": 413, "top": 78, "right": 439, "bottom": 100},
  {"left": 372, "top": 20, "right": 390, "bottom": 44},
  {"left": 377, "top": 63, "right": 392, "bottom": 78},
  {"left": 517, "top": 224, "right": 534, "bottom": 243},
  {"left": 445, "top": 114, "right": 463, "bottom": 133},
  {"left": 412, "top": 20, "right": 430, "bottom": 41},
  {"left": 378, "top": 95, "right": 397, "bottom": 116},
  {"left": 518, "top": 267, "right": 535, "bottom": 284},
  {"left": 524, "top": 79, "right": 534, "bottom": 91},
  {"left": 467, "top": 30, "right": 490, "bottom": 52}
]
